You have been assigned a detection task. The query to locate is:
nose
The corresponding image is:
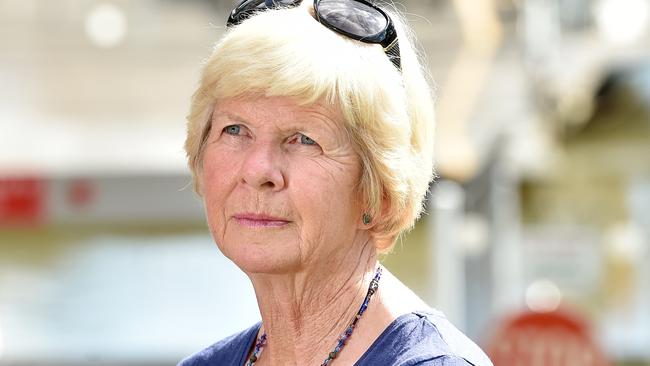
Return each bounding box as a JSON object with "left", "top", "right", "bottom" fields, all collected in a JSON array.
[{"left": 240, "top": 139, "right": 286, "bottom": 191}]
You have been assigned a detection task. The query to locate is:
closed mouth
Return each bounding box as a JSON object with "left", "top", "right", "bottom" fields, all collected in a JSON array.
[{"left": 232, "top": 213, "right": 291, "bottom": 228}]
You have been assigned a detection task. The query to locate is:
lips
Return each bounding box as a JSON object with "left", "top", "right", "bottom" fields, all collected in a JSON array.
[{"left": 232, "top": 213, "right": 291, "bottom": 228}]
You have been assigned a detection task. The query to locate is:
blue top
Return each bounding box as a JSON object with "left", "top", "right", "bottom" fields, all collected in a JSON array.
[{"left": 178, "top": 310, "right": 493, "bottom": 366}]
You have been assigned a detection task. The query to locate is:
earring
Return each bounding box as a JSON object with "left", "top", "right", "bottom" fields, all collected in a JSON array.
[{"left": 362, "top": 213, "right": 372, "bottom": 225}]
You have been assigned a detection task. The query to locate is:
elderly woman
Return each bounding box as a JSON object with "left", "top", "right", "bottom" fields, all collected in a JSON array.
[{"left": 179, "top": 0, "right": 492, "bottom": 365}]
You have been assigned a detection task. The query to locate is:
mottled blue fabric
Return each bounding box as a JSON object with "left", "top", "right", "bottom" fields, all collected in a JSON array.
[{"left": 178, "top": 310, "right": 493, "bottom": 366}]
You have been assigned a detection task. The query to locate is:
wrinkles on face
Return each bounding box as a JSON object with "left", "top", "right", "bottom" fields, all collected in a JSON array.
[{"left": 201, "top": 95, "right": 365, "bottom": 276}]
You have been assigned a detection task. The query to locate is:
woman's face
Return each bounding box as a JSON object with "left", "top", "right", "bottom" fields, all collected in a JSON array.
[{"left": 201, "top": 95, "right": 366, "bottom": 274}]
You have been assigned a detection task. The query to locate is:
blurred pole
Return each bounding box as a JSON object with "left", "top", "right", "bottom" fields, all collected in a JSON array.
[
  {"left": 489, "top": 154, "right": 523, "bottom": 315},
  {"left": 431, "top": 180, "right": 466, "bottom": 330},
  {"left": 601, "top": 178, "right": 650, "bottom": 359}
]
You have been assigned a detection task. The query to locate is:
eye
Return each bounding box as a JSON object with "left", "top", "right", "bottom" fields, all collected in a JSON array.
[
  {"left": 223, "top": 124, "right": 241, "bottom": 135},
  {"left": 299, "top": 133, "right": 317, "bottom": 146}
]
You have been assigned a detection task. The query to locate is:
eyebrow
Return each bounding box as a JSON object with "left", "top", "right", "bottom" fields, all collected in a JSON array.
[
  {"left": 213, "top": 109, "right": 321, "bottom": 131},
  {"left": 212, "top": 110, "right": 248, "bottom": 123},
  {"left": 212, "top": 107, "right": 343, "bottom": 142}
]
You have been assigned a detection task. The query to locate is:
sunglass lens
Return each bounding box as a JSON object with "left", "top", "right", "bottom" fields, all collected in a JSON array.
[
  {"left": 317, "top": 0, "right": 387, "bottom": 37},
  {"left": 265, "top": 0, "right": 300, "bottom": 6},
  {"left": 233, "top": 0, "right": 262, "bottom": 12},
  {"left": 230, "top": 0, "right": 300, "bottom": 26},
  {"left": 281, "top": 0, "right": 302, "bottom": 4},
  {"left": 236, "top": 0, "right": 297, "bottom": 11}
]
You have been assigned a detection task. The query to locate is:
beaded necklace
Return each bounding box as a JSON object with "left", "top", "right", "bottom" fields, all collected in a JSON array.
[{"left": 245, "top": 267, "right": 383, "bottom": 366}]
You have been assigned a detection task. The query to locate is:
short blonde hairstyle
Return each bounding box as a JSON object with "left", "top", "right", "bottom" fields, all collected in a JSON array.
[{"left": 185, "top": 3, "right": 435, "bottom": 251}]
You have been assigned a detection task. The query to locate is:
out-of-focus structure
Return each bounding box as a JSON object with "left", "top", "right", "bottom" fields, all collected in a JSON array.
[{"left": 1, "top": 0, "right": 649, "bottom": 365}]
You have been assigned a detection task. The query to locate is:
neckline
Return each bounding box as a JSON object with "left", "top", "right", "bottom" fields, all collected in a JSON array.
[
  {"left": 241, "top": 310, "right": 436, "bottom": 366},
  {"left": 244, "top": 267, "right": 384, "bottom": 366},
  {"left": 353, "top": 310, "right": 435, "bottom": 365}
]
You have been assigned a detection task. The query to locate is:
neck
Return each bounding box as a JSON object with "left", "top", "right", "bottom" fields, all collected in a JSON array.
[{"left": 247, "top": 237, "right": 379, "bottom": 366}]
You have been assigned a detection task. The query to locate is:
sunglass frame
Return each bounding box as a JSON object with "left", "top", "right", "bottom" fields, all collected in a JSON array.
[{"left": 226, "top": 0, "right": 401, "bottom": 70}]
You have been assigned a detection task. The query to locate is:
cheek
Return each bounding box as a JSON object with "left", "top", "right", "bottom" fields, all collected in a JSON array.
[
  {"left": 289, "top": 160, "right": 361, "bottom": 227},
  {"left": 202, "top": 146, "right": 239, "bottom": 194},
  {"left": 201, "top": 150, "right": 239, "bottom": 232}
]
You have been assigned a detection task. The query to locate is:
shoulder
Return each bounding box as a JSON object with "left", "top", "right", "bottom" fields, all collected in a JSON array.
[
  {"left": 357, "top": 310, "right": 493, "bottom": 366},
  {"left": 420, "top": 310, "right": 493, "bottom": 366},
  {"left": 177, "top": 322, "right": 261, "bottom": 366}
]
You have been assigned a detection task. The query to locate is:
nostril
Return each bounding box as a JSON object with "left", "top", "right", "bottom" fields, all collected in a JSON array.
[
  {"left": 240, "top": 163, "right": 285, "bottom": 191},
  {"left": 261, "top": 181, "right": 275, "bottom": 189}
]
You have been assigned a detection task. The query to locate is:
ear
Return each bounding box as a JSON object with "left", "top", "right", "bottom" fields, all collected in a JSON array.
[
  {"left": 357, "top": 211, "right": 375, "bottom": 230},
  {"left": 357, "top": 193, "right": 391, "bottom": 230}
]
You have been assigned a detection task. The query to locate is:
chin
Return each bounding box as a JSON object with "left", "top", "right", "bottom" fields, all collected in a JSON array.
[
  {"left": 215, "top": 223, "right": 306, "bottom": 275},
  {"left": 222, "top": 240, "right": 303, "bottom": 276}
]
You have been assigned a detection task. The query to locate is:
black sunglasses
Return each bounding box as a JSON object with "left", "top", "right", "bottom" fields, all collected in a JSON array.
[{"left": 227, "top": 0, "right": 401, "bottom": 70}]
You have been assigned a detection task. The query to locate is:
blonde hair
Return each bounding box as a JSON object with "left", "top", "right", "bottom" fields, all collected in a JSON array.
[{"left": 185, "top": 3, "right": 435, "bottom": 251}]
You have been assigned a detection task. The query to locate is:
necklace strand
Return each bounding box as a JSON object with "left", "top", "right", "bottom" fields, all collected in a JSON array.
[{"left": 246, "top": 267, "right": 383, "bottom": 366}]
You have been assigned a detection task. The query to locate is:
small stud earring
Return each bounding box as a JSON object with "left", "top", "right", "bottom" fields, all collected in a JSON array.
[{"left": 362, "top": 213, "right": 372, "bottom": 225}]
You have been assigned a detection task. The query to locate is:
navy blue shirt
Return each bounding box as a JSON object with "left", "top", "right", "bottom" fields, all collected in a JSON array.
[{"left": 178, "top": 310, "right": 493, "bottom": 366}]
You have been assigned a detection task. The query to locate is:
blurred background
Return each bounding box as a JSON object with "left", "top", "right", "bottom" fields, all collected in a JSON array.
[{"left": 1, "top": 0, "right": 649, "bottom": 365}]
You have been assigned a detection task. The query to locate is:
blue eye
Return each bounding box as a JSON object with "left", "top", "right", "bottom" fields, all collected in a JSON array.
[
  {"left": 224, "top": 125, "right": 241, "bottom": 135},
  {"left": 299, "top": 134, "right": 317, "bottom": 145}
]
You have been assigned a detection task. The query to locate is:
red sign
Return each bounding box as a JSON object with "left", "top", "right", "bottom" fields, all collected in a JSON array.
[
  {"left": 486, "top": 309, "right": 610, "bottom": 366},
  {"left": 0, "top": 177, "right": 46, "bottom": 226}
]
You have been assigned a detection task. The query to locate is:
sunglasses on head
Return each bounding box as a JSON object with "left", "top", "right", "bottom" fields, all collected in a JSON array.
[{"left": 227, "top": 0, "right": 401, "bottom": 70}]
